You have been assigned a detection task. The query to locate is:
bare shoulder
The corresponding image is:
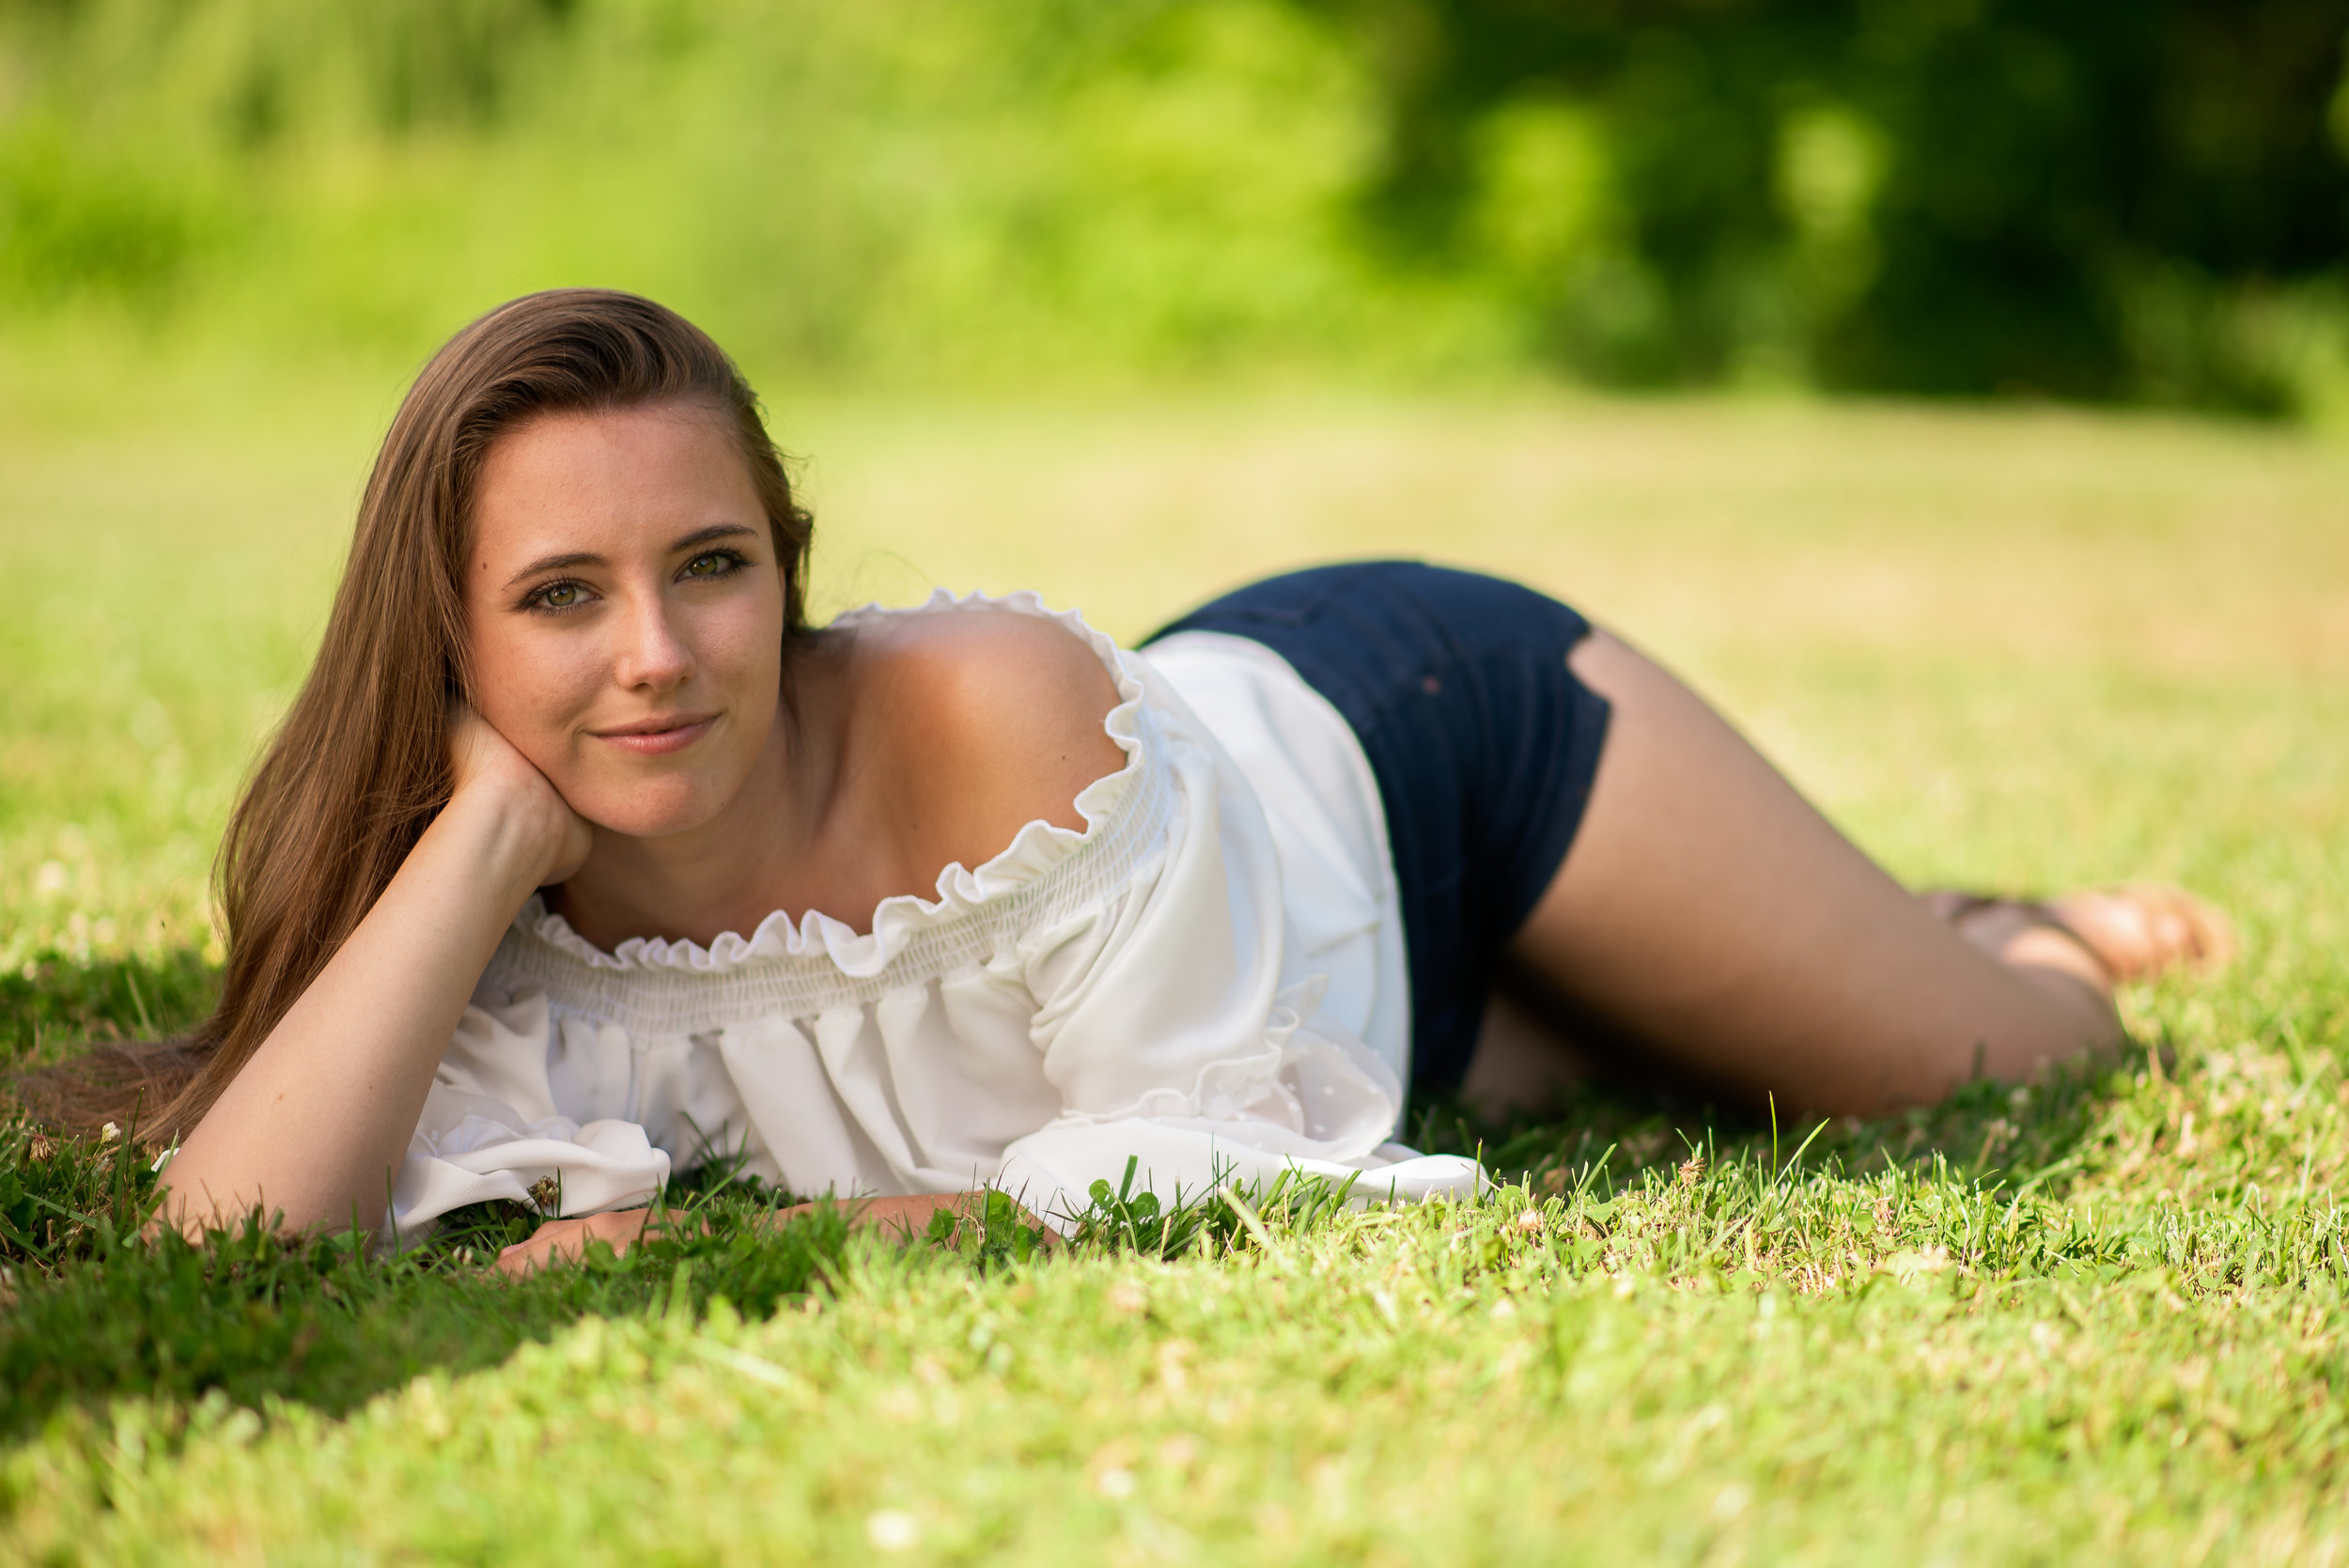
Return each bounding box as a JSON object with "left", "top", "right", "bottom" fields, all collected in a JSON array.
[
  {"left": 857, "top": 605, "right": 1122, "bottom": 738},
  {"left": 848, "top": 606, "right": 1128, "bottom": 848}
]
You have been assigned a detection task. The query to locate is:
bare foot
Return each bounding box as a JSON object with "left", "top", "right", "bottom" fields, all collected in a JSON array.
[
  {"left": 1924, "top": 885, "right": 2232, "bottom": 989},
  {"left": 2041, "top": 886, "right": 2233, "bottom": 981}
]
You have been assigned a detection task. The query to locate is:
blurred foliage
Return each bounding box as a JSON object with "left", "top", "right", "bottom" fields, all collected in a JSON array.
[
  {"left": 1319, "top": 0, "right": 2349, "bottom": 411},
  {"left": 1, "top": 0, "right": 2346, "bottom": 408},
  {"left": 1, "top": 949, "right": 218, "bottom": 1065},
  {"left": 0, "top": 0, "right": 1503, "bottom": 387}
]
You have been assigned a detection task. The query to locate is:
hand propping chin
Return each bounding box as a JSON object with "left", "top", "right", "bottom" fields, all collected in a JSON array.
[{"left": 446, "top": 704, "right": 593, "bottom": 884}]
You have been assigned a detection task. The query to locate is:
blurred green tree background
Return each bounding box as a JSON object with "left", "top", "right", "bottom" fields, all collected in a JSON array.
[{"left": 3, "top": 0, "right": 2347, "bottom": 411}]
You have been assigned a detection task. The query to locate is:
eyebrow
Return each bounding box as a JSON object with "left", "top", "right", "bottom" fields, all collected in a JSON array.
[{"left": 502, "top": 522, "right": 762, "bottom": 590}]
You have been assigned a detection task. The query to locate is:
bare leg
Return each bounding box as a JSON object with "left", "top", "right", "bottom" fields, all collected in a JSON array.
[
  {"left": 1460, "top": 987, "right": 1596, "bottom": 1118},
  {"left": 1494, "top": 629, "right": 2122, "bottom": 1116}
]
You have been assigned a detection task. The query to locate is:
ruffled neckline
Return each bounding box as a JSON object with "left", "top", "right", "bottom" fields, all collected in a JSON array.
[{"left": 511, "top": 590, "right": 1150, "bottom": 982}]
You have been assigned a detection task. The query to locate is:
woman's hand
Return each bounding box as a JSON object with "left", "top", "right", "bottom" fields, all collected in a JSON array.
[
  {"left": 493, "top": 1192, "right": 1058, "bottom": 1277},
  {"left": 447, "top": 704, "right": 593, "bottom": 888},
  {"left": 496, "top": 1207, "right": 669, "bottom": 1276},
  {"left": 774, "top": 1191, "right": 1060, "bottom": 1248}
]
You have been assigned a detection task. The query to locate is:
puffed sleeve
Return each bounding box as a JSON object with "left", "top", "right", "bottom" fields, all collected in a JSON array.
[
  {"left": 386, "top": 989, "right": 671, "bottom": 1242},
  {"left": 993, "top": 679, "right": 1481, "bottom": 1225}
]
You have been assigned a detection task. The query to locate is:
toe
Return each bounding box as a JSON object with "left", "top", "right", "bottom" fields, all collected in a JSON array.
[{"left": 2047, "top": 886, "right": 2232, "bottom": 981}]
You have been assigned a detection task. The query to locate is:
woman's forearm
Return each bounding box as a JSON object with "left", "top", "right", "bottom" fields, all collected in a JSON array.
[{"left": 160, "top": 790, "right": 557, "bottom": 1236}]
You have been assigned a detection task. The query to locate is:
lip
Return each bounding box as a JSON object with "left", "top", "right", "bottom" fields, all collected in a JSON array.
[{"left": 589, "top": 713, "right": 718, "bottom": 756}]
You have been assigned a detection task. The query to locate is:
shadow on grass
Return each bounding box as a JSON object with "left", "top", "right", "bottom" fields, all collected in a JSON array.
[
  {"left": 0, "top": 1114, "right": 866, "bottom": 1449},
  {"left": 1408, "top": 1034, "right": 2157, "bottom": 1203},
  {"left": 0, "top": 945, "right": 2155, "bottom": 1450},
  {"left": 0, "top": 947, "right": 875, "bottom": 1448}
]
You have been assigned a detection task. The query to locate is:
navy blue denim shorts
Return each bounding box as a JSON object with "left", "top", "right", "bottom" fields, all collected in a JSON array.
[{"left": 1146, "top": 562, "right": 1611, "bottom": 1098}]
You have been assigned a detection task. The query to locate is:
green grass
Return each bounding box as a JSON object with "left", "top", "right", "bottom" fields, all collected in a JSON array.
[{"left": 3, "top": 374, "right": 2348, "bottom": 1562}]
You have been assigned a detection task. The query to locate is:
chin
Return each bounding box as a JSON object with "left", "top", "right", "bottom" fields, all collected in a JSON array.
[{"left": 572, "top": 778, "right": 731, "bottom": 841}]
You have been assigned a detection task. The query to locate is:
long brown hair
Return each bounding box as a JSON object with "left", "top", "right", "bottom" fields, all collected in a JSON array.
[{"left": 22, "top": 289, "right": 815, "bottom": 1141}]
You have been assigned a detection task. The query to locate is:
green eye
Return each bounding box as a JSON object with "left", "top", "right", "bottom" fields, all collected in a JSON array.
[
  {"left": 540, "top": 582, "right": 581, "bottom": 609},
  {"left": 684, "top": 552, "right": 731, "bottom": 578}
]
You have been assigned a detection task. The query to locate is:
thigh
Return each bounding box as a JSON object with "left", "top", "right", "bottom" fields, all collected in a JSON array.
[{"left": 1507, "top": 629, "right": 2117, "bottom": 1114}]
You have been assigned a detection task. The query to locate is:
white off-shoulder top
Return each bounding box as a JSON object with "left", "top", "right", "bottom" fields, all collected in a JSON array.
[{"left": 391, "top": 590, "right": 1481, "bottom": 1237}]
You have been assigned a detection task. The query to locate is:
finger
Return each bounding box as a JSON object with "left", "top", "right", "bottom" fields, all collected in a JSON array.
[{"left": 498, "top": 1221, "right": 584, "bottom": 1275}]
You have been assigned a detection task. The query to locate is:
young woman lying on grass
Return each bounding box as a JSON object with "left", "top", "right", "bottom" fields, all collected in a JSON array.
[{"left": 30, "top": 289, "right": 2227, "bottom": 1275}]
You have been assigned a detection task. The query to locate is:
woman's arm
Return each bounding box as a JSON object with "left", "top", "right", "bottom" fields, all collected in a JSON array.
[{"left": 160, "top": 716, "right": 589, "bottom": 1238}]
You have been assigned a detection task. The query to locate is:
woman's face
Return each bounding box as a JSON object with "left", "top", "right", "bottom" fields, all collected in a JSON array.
[{"left": 463, "top": 402, "right": 786, "bottom": 839}]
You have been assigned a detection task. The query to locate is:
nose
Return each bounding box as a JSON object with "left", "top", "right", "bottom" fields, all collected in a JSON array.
[{"left": 612, "top": 594, "right": 695, "bottom": 693}]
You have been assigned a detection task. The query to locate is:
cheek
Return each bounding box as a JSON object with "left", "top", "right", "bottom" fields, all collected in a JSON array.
[
  {"left": 467, "top": 621, "right": 605, "bottom": 760},
  {"left": 698, "top": 597, "right": 787, "bottom": 695}
]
